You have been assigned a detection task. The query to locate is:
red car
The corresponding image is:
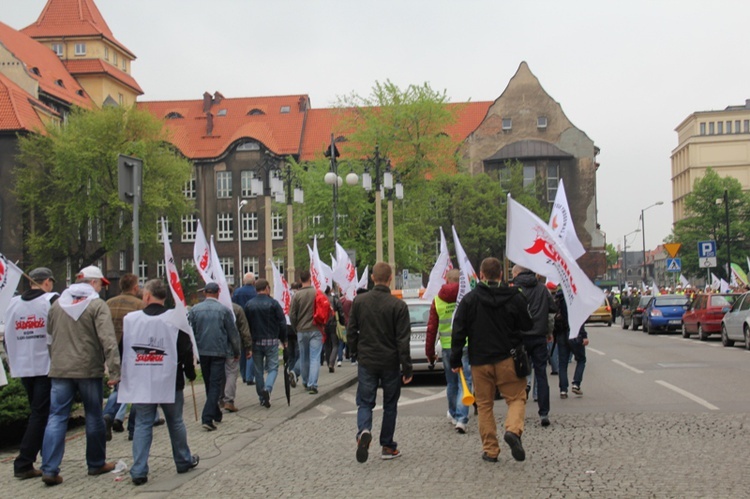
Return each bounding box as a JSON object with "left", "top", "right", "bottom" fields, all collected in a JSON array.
[{"left": 681, "top": 293, "right": 739, "bottom": 340}]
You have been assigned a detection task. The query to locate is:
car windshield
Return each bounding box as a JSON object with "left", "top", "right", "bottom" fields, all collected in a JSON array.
[
  {"left": 406, "top": 302, "right": 431, "bottom": 326},
  {"left": 710, "top": 295, "right": 736, "bottom": 307},
  {"left": 638, "top": 297, "right": 652, "bottom": 307},
  {"left": 653, "top": 297, "right": 690, "bottom": 307}
]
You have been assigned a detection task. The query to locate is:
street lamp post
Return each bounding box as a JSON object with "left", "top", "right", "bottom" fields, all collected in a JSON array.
[
  {"left": 640, "top": 201, "right": 664, "bottom": 283},
  {"left": 324, "top": 134, "right": 359, "bottom": 245},
  {"left": 250, "top": 151, "right": 281, "bottom": 282},
  {"left": 623, "top": 228, "right": 640, "bottom": 286},
  {"left": 385, "top": 165, "right": 404, "bottom": 288},
  {"left": 237, "top": 197, "right": 248, "bottom": 283},
  {"left": 282, "top": 162, "right": 304, "bottom": 283},
  {"left": 362, "top": 146, "right": 385, "bottom": 263},
  {"left": 717, "top": 189, "right": 731, "bottom": 280}
]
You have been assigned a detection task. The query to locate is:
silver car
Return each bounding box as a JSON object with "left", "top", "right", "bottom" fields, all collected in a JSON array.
[
  {"left": 404, "top": 298, "right": 444, "bottom": 372},
  {"left": 720, "top": 291, "right": 750, "bottom": 349}
]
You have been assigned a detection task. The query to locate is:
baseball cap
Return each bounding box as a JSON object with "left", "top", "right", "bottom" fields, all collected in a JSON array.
[
  {"left": 203, "top": 282, "right": 220, "bottom": 293},
  {"left": 77, "top": 265, "right": 111, "bottom": 286},
  {"left": 29, "top": 267, "right": 55, "bottom": 283}
]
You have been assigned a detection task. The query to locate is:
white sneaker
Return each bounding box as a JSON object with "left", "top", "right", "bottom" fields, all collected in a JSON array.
[
  {"left": 337, "top": 361, "right": 342, "bottom": 367},
  {"left": 447, "top": 411, "right": 457, "bottom": 426},
  {"left": 455, "top": 422, "right": 467, "bottom": 434}
]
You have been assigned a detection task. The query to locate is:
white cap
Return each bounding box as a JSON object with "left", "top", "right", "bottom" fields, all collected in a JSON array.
[{"left": 77, "top": 265, "right": 110, "bottom": 285}]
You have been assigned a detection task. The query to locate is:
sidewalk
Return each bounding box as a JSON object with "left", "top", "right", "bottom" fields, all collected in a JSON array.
[{"left": 0, "top": 362, "right": 358, "bottom": 498}]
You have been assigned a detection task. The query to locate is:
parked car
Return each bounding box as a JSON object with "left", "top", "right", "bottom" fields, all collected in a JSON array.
[
  {"left": 586, "top": 296, "right": 612, "bottom": 326},
  {"left": 720, "top": 292, "right": 750, "bottom": 349},
  {"left": 403, "top": 298, "right": 443, "bottom": 372},
  {"left": 643, "top": 294, "right": 691, "bottom": 334},
  {"left": 622, "top": 295, "right": 652, "bottom": 330},
  {"left": 681, "top": 293, "right": 739, "bottom": 340}
]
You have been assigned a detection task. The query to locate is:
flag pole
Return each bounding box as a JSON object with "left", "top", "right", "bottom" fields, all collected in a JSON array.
[{"left": 190, "top": 380, "right": 198, "bottom": 421}]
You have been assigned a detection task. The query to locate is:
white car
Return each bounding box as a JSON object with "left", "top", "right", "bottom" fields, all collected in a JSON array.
[
  {"left": 403, "top": 298, "right": 443, "bottom": 372},
  {"left": 720, "top": 291, "right": 750, "bottom": 349}
]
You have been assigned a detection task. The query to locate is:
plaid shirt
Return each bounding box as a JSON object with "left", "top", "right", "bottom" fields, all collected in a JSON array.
[{"left": 106, "top": 293, "right": 144, "bottom": 350}]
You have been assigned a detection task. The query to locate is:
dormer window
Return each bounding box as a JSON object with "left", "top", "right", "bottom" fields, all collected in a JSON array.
[
  {"left": 248, "top": 108, "right": 265, "bottom": 116},
  {"left": 165, "top": 112, "right": 184, "bottom": 119},
  {"left": 237, "top": 141, "right": 260, "bottom": 151},
  {"left": 74, "top": 43, "right": 86, "bottom": 56},
  {"left": 537, "top": 116, "right": 548, "bottom": 129},
  {"left": 502, "top": 118, "right": 512, "bottom": 131},
  {"left": 217, "top": 109, "right": 227, "bottom": 116},
  {"left": 55, "top": 79, "right": 65, "bottom": 88},
  {"left": 280, "top": 106, "right": 291, "bottom": 114},
  {"left": 77, "top": 89, "right": 85, "bottom": 97},
  {"left": 31, "top": 67, "right": 41, "bottom": 76}
]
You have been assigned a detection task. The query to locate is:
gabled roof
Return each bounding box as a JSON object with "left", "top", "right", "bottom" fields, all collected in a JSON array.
[
  {"left": 0, "top": 72, "right": 58, "bottom": 133},
  {"left": 0, "top": 21, "right": 93, "bottom": 109},
  {"left": 21, "top": 0, "right": 135, "bottom": 58},
  {"left": 138, "top": 95, "right": 309, "bottom": 160},
  {"left": 64, "top": 59, "right": 143, "bottom": 94}
]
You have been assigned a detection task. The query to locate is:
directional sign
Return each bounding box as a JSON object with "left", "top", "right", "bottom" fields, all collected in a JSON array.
[
  {"left": 698, "top": 240, "right": 716, "bottom": 258},
  {"left": 664, "top": 243, "right": 681, "bottom": 258},
  {"left": 699, "top": 257, "right": 717, "bottom": 268},
  {"left": 666, "top": 258, "right": 681, "bottom": 272}
]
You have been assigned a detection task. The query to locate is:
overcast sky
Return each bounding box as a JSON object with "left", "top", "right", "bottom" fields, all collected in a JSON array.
[{"left": 3, "top": 0, "right": 748, "bottom": 254}]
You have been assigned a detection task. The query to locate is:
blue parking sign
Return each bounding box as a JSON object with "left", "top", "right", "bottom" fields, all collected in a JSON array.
[{"left": 697, "top": 240, "right": 716, "bottom": 258}]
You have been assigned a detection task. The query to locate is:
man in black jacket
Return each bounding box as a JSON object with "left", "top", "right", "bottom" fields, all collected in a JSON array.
[
  {"left": 348, "top": 262, "right": 412, "bottom": 463},
  {"left": 511, "top": 265, "right": 557, "bottom": 427},
  {"left": 452, "top": 258, "right": 533, "bottom": 463}
]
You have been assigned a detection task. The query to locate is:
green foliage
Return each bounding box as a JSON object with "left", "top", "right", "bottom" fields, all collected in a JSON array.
[
  {"left": 0, "top": 369, "right": 30, "bottom": 426},
  {"left": 15, "top": 106, "right": 195, "bottom": 268},
  {"left": 606, "top": 243, "right": 619, "bottom": 267},
  {"left": 671, "top": 168, "right": 750, "bottom": 278}
]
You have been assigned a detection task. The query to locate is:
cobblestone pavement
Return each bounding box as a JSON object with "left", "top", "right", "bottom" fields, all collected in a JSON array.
[{"left": 4, "top": 358, "right": 750, "bottom": 497}]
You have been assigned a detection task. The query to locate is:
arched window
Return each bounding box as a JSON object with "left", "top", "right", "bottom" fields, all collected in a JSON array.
[
  {"left": 165, "top": 112, "right": 184, "bottom": 119},
  {"left": 247, "top": 108, "right": 265, "bottom": 116}
]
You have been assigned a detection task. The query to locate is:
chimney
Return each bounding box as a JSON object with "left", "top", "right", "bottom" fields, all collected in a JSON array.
[
  {"left": 745, "top": 99, "right": 750, "bottom": 109},
  {"left": 202, "top": 92, "right": 212, "bottom": 113},
  {"left": 206, "top": 112, "right": 214, "bottom": 136},
  {"left": 298, "top": 96, "right": 308, "bottom": 112},
  {"left": 214, "top": 91, "right": 225, "bottom": 106}
]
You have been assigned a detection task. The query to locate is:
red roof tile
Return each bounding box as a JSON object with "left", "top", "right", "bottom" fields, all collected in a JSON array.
[
  {"left": 21, "top": 0, "right": 134, "bottom": 58},
  {"left": 138, "top": 95, "right": 310, "bottom": 160},
  {"left": 0, "top": 72, "right": 58, "bottom": 133},
  {"left": 64, "top": 58, "right": 143, "bottom": 94},
  {"left": 0, "top": 21, "right": 93, "bottom": 109}
]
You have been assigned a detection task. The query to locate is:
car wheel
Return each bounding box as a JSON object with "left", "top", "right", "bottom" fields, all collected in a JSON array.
[
  {"left": 633, "top": 321, "right": 639, "bottom": 331},
  {"left": 643, "top": 320, "right": 649, "bottom": 334},
  {"left": 607, "top": 321, "right": 612, "bottom": 327},
  {"left": 721, "top": 325, "right": 734, "bottom": 347},
  {"left": 698, "top": 324, "right": 708, "bottom": 341},
  {"left": 622, "top": 318, "right": 629, "bottom": 330},
  {"left": 745, "top": 326, "right": 750, "bottom": 351},
  {"left": 681, "top": 323, "right": 689, "bottom": 338}
]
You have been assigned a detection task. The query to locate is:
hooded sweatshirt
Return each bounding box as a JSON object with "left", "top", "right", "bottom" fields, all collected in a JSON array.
[
  {"left": 450, "top": 281, "right": 533, "bottom": 367},
  {"left": 512, "top": 270, "right": 557, "bottom": 338},
  {"left": 425, "top": 282, "right": 459, "bottom": 358}
]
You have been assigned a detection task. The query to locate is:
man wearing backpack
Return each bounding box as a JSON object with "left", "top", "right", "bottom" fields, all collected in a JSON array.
[
  {"left": 324, "top": 285, "right": 346, "bottom": 373},
  {"left": 290, "top": 271, "right": 323, "bottom": 395}
]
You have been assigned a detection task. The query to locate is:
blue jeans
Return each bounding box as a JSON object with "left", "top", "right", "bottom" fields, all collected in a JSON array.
[
  {"left": 297, "top": 330, "right": 323, "bottom": 388},
  {"left": 523, "top": 336, "right": 550, "bottom": 417},
  {"left": 442, "top": 347, "right": 472, "bottom": 424},
  {"left": 103, "top": 383, "right": 121, "bottom": 421},
  {"left": 558, "top": 337, "right": 586, "bottom": 392},
  {"left": 199, "top": 356, "right": 226, "bottom": 425},
  {"left": 253, "top": 343, "right": 280, "bottom": 400},
  {"left": 356, "top": 365, "right": 401, "bottom": 449},
  {"left": 41, "top": 378, "right": 106, "bottom": 476},
  {"left": 548, "top": 340, "right": 559, "bottom": 373},
  {"left": 337, "top": 337, "right": 346, "bottom": 362},
  {"left": 131, "top": 391, "right": 193, "bottom": 479}
]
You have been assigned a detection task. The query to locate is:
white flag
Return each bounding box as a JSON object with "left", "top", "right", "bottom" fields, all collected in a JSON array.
[
  {"left": 710, "top": 273, "right": 721, "bottom": 290},
  {"left": 505, "top": 195, "right": 604, "bottom": 339},
  {"left": 308, "top": 236, "right": 327, "bottom": 292},
  {"left": 357, "top": 265, "right": 369, "bottom": 291},
  {"left": 549, "top": 179, "right": 586, "bottom": 260},
  {"left": 209, "top": 236, "right": 235, "bottom": 316},
  {"left": 193, "top": 219, "right": 214, "bottom": 284},
  {"left": 333, "top": 242, "right": 358, "bottom": 299},
  {"left": 679, "top": 274, "right": 689, "bottom": 288},
  {"left": 746, "top": 256, "right": 750, "bottom": 275},
  {"left": 423, "top": 227, "right": 454, "bottom": 303},
  {"left": 0, "top": 360, "right": 7, "bottom": 387},
  {"left": 641, "top": 280, "right": 648, "bottom": 294},
  {"left": 0, "top": 253, "right": 23, "bottom": 320},
  {"left": 161, "top": 219, "right": 198, "bottom": 357},
  {"left": 451, "top": 226, "right": 478, "bottom": 306},
  {"left": 720, "top": 278, "right": 730, "bottom": 293},
  {"left": 270, "top": 259, "right": 291, "bottom": 325}
]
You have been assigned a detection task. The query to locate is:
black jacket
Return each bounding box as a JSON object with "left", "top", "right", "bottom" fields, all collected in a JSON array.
[
  {"left": 512, "top": 271, "right": 557, "bottom": 337},
  {"left": 451, "top": 281, "right": 533, "bottom": 367},
  {"left": 143, "top": 303, "right": 196, "bottom": 391},
  {"left": 554, "top": 289, "right": 588, "bottom": 341},
  {"left": 244, "top": 294, "right": 287, "bottom": 343},
  {"left": 347, "top": 285, "right": 412, "bottom": 378}
]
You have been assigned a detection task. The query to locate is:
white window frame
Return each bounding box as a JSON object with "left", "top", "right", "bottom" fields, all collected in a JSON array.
[
  {"left": 243, "top": 256, "right": 259, "bottom": 276},
  {"left": 104, "top": 46, "right": 109, "bottom": 60},
  {"left": 138, "top": 261, "right": 148, "bottom": 284},
  {"left": 216, "top": 171, "right": 232, "bottom": 199},
  {"left": 156, "top": 259, "right": 166, "bottom": 278},
  {"left": 220, "top": 257, "right": 235, "bottom": 285},
  {"left": 157, "top": 218, "right": 172, "bottom": 243},
  {"left": 546, "top": 164, "right": 560, "bottom": 203},
  {"left": 183, "top": 173, "right": 196, "bottom": 199},
  {"left": 217, "top": 213, "right": 234, "bottom": 241},
  {"left": 52, "top": 43, "right": 63, "bottom": 56},
  {"left": 241, "top": 170, "right": 257, "bottom": 198},
  {"left": 310, "top": 215, "right": 324, "bottom": 239},
  {"left": 119, "top": 251, "right": 126, "bottom": 271},
  {"left": 502, "top": 117, "right": 512, "bottom": 130},
  {"left": 273, "top": 257, "right": 285, "bottom": 276},
  {"left": 181, "top": 214, "right": 197, "bottom": 242},
  {"left": 242, "top": 212, "right": 259, "bottom": 241},
  {"left": 272, "top": 212, "right": 283, "bottom": 240},
  {"left": 522, "top": 165, "right": 535, "bottom": 188},
  {"left": 74, "top": 43, "right": 86, "bottom": 55}
]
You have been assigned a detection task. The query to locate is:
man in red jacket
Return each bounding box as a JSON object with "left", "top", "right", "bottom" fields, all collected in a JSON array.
[{"left": 426, "top": 269, "right": 471, "bottom": 433}]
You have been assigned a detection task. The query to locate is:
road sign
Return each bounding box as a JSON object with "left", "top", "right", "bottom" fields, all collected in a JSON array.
[
  {"left": 664, "top": 243, "right": 681, "bottom": 258},
  {"left": 698, "top": 240, "right": 716, "bottom": 258},
  {"left": 699, "top": 257, "right": 717, "bottom": 268},
  {"left": 666, "top": 258, "right": 681, "bottom": 272}
]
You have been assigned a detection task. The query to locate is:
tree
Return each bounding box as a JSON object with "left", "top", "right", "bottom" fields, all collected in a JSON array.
[
  {"left": 606, "top": 243, "right": 619, "bottom": 268},
  {"left": 15, "top": 106, "right": 194, "bottom": 268},
  {"left": 670, "top": 168, "right": 750, "bottom": 279}
]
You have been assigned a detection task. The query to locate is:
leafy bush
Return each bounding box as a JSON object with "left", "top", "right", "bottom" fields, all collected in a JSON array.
[{"left": 0, "top": 361, "right": 30, "bottom": 427}]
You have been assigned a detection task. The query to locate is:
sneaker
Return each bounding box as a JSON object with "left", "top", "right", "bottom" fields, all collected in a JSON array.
[
  {"left": 381, "top": 447, "right": 401, "bottom": 460},
  {"left": 288, "top": 371, "right": 297, "bottom": 388},
  {"left": 308, "top": 386, "right": 318, "bottom": 395},
  {"left": 481, "top": 452, "right": 498, "bottom": 463},
  {"left": 88, "top": 462, "right": 116, "bottom": 476},
  {"left": 337, "top": 361, "right": 342, "bottom": 367},
  {"left": 202, "top": 422, "right": 217, "bottom": 431},
  {"left": 103, "top": 415, "right": 113, "bottom": 442},
  {"left": 112, "top": 419, "right": 124, "bottom": 433},
  {"left": 132, "top": 476, "right": 148, "bottom": 486},
  {"left": 178, "top": 455, "right": 200, "bottom": 473},
  {"left": 446, "top": 411, "right": 458, "bottom": 426},
  {"left": 261, "top": 390, "right": 271, "bottom": 408},
  {"left": 540, "top": 415, "right": 550, "bottom": 427},
  {"left": 572, "top": 385, "right": 582, "bottom": 395},
  {"left": 560, "top": 391, "right": 568, "bottom": 399},
  {"left": 42, "top": 474, "right": 63, "bottom": 486},
  {"left": 455, "top": 422, "right": 467, "bottom": 434},
  {"left": 14, "top": 468, "right": 42, "bottom": 480},
  {"left": 356, "top": 430, "right": 372, "bottom": 463},
  {"left": 504, "top": 431, "right": 526, "bottom": 462}
]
